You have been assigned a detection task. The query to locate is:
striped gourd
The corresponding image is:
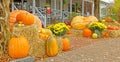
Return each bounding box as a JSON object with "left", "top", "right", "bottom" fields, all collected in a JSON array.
[{"left": 46, "top": 36, "right": 58, "bottom": 57}]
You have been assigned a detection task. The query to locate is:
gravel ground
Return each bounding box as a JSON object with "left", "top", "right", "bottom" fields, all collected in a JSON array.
[{"left": 36, "top": 37, "right": 120, "bottom": 62}]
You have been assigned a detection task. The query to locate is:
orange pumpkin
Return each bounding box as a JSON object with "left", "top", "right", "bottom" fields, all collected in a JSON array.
[
  {"left": 16, "top": 12, "right": 25, "bottom": 22},
  {"left": 102, "top": 33, "right": 110, "bottom": 38},
  {"left": 104, "top": 17, "right": 113, "bottom": 22},
  {"left": 82, "top": 28, "right": 92, "bottom": 37},
  {"left": 62, "top": 37, "right": 70, "bottom": 51},
  {"left": 66, "top": 30, "right": 72, "bottom": 34},
  {"left": 19, "top": 12, "right": 34, "bottom": 25},
  {"left": 8, "top": 36, "right": 29, "bottom": 58}
]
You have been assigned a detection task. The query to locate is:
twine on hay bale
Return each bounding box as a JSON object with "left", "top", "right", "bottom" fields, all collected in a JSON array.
[{"left": 12, "top": 24, "right": 45, "bottom": 57}]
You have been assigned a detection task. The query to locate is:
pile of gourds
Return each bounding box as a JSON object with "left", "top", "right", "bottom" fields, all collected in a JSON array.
[
  {"left": 8, "top": 10, "right": 71, "bottom": 59},
  {"left": 39, "top": 28, "right": 70, "bottom": 57}
]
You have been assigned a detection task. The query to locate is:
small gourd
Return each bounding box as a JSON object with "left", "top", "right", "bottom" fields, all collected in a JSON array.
[{"left": 46, "top": 36, "right": 58, "bottom": 56}]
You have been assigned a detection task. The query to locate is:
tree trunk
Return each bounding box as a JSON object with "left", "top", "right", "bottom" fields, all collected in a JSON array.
[
  {"left": 94, "top": 0, "right": 100, "bottom": 20},
  {"left": 0, "top": 0, "right": 10, "bottom": 57}
]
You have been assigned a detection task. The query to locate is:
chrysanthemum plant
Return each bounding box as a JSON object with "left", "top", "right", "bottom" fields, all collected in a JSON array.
[{"left": 47, "top": 22, "right": 69, "bottom": 36}]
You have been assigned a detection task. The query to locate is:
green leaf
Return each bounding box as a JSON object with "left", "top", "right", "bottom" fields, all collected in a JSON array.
[
  {"left": 94, "top": 30, "right": 102, "bottom": 38},
  {"left": 76, "top": 2, "right": 80, "bottom": 7},
  {"left": 63, "top": 0, "right": 67, "bottom": 5}
]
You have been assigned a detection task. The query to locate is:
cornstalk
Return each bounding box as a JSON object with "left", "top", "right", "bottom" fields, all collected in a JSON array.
[{"left": 0, "top": 0, "right": 10, "bottom": 57}]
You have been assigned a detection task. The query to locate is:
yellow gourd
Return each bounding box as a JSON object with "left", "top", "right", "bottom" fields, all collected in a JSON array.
[
  {"left": 46, "top": 36, "right": 58, "bottom": 57},
  {"left": 39, "top": 28, "right": 53, "bottom": 40}
]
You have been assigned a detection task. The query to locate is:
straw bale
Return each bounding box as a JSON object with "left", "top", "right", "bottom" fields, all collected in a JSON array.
[
  {"left": 55, "top": 36, "right": 63, "bottom": 53},
  {"left": 12, "top": 24, "right": 64, "bottom": 57},
  {"left": 103, "top": 22, "right": 120, "bottom": 37},
  {"left": 12, "top": 24, "right": 45, "bottom": 57},
  {"left": 104, "top": 22, "right": 120, "bottom": 27},
  {"left": 103, "top": 29, "right": 120, "bottom": 37},
  {"left": 70, "top": 29, "right": 82, "bottom": 37}
]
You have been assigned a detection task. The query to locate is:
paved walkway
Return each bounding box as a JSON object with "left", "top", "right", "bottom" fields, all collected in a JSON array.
[{"left": 36, "top": 37, "right": 120, "bottom": 62}]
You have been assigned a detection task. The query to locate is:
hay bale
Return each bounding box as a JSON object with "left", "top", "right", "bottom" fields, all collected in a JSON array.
[
  {"left": 103, "top": 29, "right": 120, "bottom": 37},
  {"left": 70, "top": 29, "right": 82, "bottom": 37},
  {"left": 55, "top": 37, "right": 63, "bottom": 53},
  {"left": 104, "top": 22, "right": 120, "bottom": 27},
  {"left": 103, "top": 22, "right": 120, "bottom": 37},
  {"left": 12, "top": 24, "right": 45, "bottom": 57},
  {"left": 29, "top": 39, "right": 45, "bottom": 57}
]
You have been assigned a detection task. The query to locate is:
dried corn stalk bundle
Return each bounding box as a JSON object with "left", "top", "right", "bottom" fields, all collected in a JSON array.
[
  {"left": 0, "top": 0, "right": 11, "bottom": 58},
  {"left": 12, "top": 24, "right": 45, "bottom": 57}
]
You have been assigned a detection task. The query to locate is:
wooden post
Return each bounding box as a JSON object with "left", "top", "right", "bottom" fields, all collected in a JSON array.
[
  {"left": 32, "top": 0, "right": 35, "bottom": 14},
  {"left": 94, "top": 0, "right": 100, "bottom": 20},
  {"left": 60, "top": 0, "right": 63, "bottom": 21},
  {"left": 70, "top": 0, "right": 72, "bottom": 14},
  {"left": 0, "top": 0, "right": 11, "bottom": 57},
  {"left": 82, "top": 0, "right": 84, "bottom": 16}
]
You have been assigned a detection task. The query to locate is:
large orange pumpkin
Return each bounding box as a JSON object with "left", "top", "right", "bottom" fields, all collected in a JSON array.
[
  {"left": 10, "top": 10, "right": 28, "bottom": 23},
  {"left": 46, "top": 36, "right": 58, "bottom": 57},
  {"left": 62, "top": 37, "right": 70, "bottom": 51},
  {"left": 8, "top": 36, "right": 29, "bottom": 58},
  {"left": 34, "top": 15, "right": 42, "bottom": 29},
  {"left": 71, "top": 16, "right": 87, "bottom": 30},
  {"left": 85, "top": 16, "right": 98, "bottom": 24},
  {"left": 82, "top": 28, "right": 92, "bottom": 37}
]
